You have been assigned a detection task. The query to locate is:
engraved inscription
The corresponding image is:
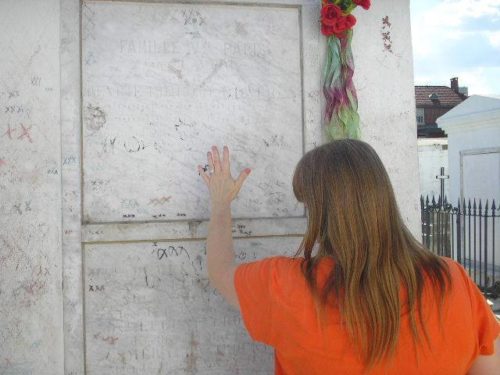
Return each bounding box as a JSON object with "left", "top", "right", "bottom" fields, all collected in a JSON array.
[{"left": 82, "top": 2, "right": 304, "bottom": 223}]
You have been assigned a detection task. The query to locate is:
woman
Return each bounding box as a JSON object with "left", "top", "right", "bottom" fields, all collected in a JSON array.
[{"left": 198, "top": 140, "right": 499, "bottom": 374}]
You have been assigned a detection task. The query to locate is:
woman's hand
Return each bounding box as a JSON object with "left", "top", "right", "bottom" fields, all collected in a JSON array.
[{"left": 198, "top": 145, "right": 251, "bottom": 211}]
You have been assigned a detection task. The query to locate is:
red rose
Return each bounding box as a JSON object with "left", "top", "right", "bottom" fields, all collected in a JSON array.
[
  {"left": 321, "top": 3, "right": 343, "bottom": 23},
  {"left": 321, "top": 4, "right": 357, "bottom": 38},
  {"left": 353, "top": 0, "right": 371, "bottom": 10}
]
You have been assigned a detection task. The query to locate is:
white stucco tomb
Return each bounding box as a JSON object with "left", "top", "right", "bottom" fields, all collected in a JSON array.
[
  {"left": 0, "top": 1, "right": 419, "bottom": 374},
  {"left": 438, "top": 95, "right": 500, "bottom": 204}
]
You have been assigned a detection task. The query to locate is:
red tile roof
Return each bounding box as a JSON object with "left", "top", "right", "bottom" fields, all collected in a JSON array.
[{"left": 415, "top": 86, "right": 466, "bottom": 107}]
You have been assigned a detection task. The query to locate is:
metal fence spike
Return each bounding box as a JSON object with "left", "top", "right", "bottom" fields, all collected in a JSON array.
[{"left": 421, "top": 196, "right": 496, "bottom": 291}]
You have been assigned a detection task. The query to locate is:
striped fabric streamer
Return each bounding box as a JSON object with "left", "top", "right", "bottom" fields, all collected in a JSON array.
[{"left": 323, "top": 29, "right": 360, "bottom": 140}]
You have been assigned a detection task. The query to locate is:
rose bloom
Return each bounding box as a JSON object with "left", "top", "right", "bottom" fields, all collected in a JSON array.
[
  {"left": 354, "top": 0, "right": 371, "bottom": 10},
  {"left": 321, "top": 4, "right": 357, "bottom": 38}
]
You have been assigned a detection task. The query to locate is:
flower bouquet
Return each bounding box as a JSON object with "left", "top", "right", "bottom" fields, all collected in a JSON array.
[{"left": 321, "top": 0, "right": 371, "bottom": 139}]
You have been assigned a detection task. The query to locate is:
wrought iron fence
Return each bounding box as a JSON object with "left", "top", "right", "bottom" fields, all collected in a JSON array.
[{"left": 421, "top": 196, "right": 500, "bottom": 298}]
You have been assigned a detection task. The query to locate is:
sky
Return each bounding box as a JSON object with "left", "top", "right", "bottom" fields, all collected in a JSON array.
[{"left": 410, "top": 0, "right": 500, "bottom": 96}]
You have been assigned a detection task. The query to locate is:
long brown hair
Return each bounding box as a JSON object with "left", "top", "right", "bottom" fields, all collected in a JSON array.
[{"left": 292, "top": 139, "right": 451, "bottom": 368}]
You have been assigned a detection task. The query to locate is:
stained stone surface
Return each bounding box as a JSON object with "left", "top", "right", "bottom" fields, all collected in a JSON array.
[
  {"left": 0, "top": 1, "right": 62, "bottom": 374},
  {"left": 82, "top": 1, "right": 305, "bottom": 223},
  {"left": 84, "top": 237, "right": 301, "bottom": 375}
]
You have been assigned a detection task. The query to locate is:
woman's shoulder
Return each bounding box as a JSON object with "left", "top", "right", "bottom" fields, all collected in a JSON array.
[
  {"left": 238, "top": 256, "right": 304, "bottom": 280},
  {"left": 439, "top": 256, "right": 460, "bottom": 268},
  {"left": 242, "top": 255, "right": 303, "bottom": 269},
  {"left": 235, "top": 256, "right": 312, "bottom": 310},
  {"left": 242, "top": 255, "right": 335, "bottom": 277},
  {"left": 235, "top": 256, "right": 335, "bottom": 304},
  {"left": 438, "top": 256, "right": 473, "bottom": 283},
  {"left": 436, "top": 257, "right": 490, "bottom": 310}
]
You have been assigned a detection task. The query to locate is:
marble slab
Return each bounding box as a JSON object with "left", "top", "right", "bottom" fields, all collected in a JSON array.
[
  {"left": 82, "top": 1, "right": 305, "bottom": 223},
  {"left": 84, "top": 237, "right": 301, "bottom": 374}
]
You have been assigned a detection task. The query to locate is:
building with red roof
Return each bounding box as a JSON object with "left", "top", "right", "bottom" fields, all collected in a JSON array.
[{"left": 415, "top": 77, "right": 467, "bottom": 137}]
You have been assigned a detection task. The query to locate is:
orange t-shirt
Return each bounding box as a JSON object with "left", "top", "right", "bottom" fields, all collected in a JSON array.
[{"left": 234, "top": 256, "right": 500, "bottom": 374}]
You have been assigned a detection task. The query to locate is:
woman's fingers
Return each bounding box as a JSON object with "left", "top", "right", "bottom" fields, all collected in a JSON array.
[
  {"left": 211, "top": 146, "right": 222, "bottom": 172},
  {"left": 207, "top": 151, "right": 214, "bottom": 173},
  {"left": 222, "top": 145, "right": 230, "bottom": 173}
]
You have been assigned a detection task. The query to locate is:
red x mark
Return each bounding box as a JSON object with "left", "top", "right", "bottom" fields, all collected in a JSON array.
[
  {"left": 18, "top": 124, "right": 33, "bottom": 143},
  {"left": 2, "top": 124, "right": 15, "bottom": 139}
]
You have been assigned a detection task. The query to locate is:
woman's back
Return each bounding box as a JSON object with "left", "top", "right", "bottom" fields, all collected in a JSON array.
[
  {"left": 199, "top": 141, "right": 499, "bottom": 373},
  {"left": 235, "top": 256, "right": 499, "bottom": 374}
]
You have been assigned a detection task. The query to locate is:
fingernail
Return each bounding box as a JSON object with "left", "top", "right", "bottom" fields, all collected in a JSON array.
[{"left": 245, "top": 168, "right": 251, "bottom": 174}]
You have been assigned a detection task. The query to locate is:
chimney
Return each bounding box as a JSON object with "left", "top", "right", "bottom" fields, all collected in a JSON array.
[{"left": 450, "top": 77, "right": 459, "bottom": 93}]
